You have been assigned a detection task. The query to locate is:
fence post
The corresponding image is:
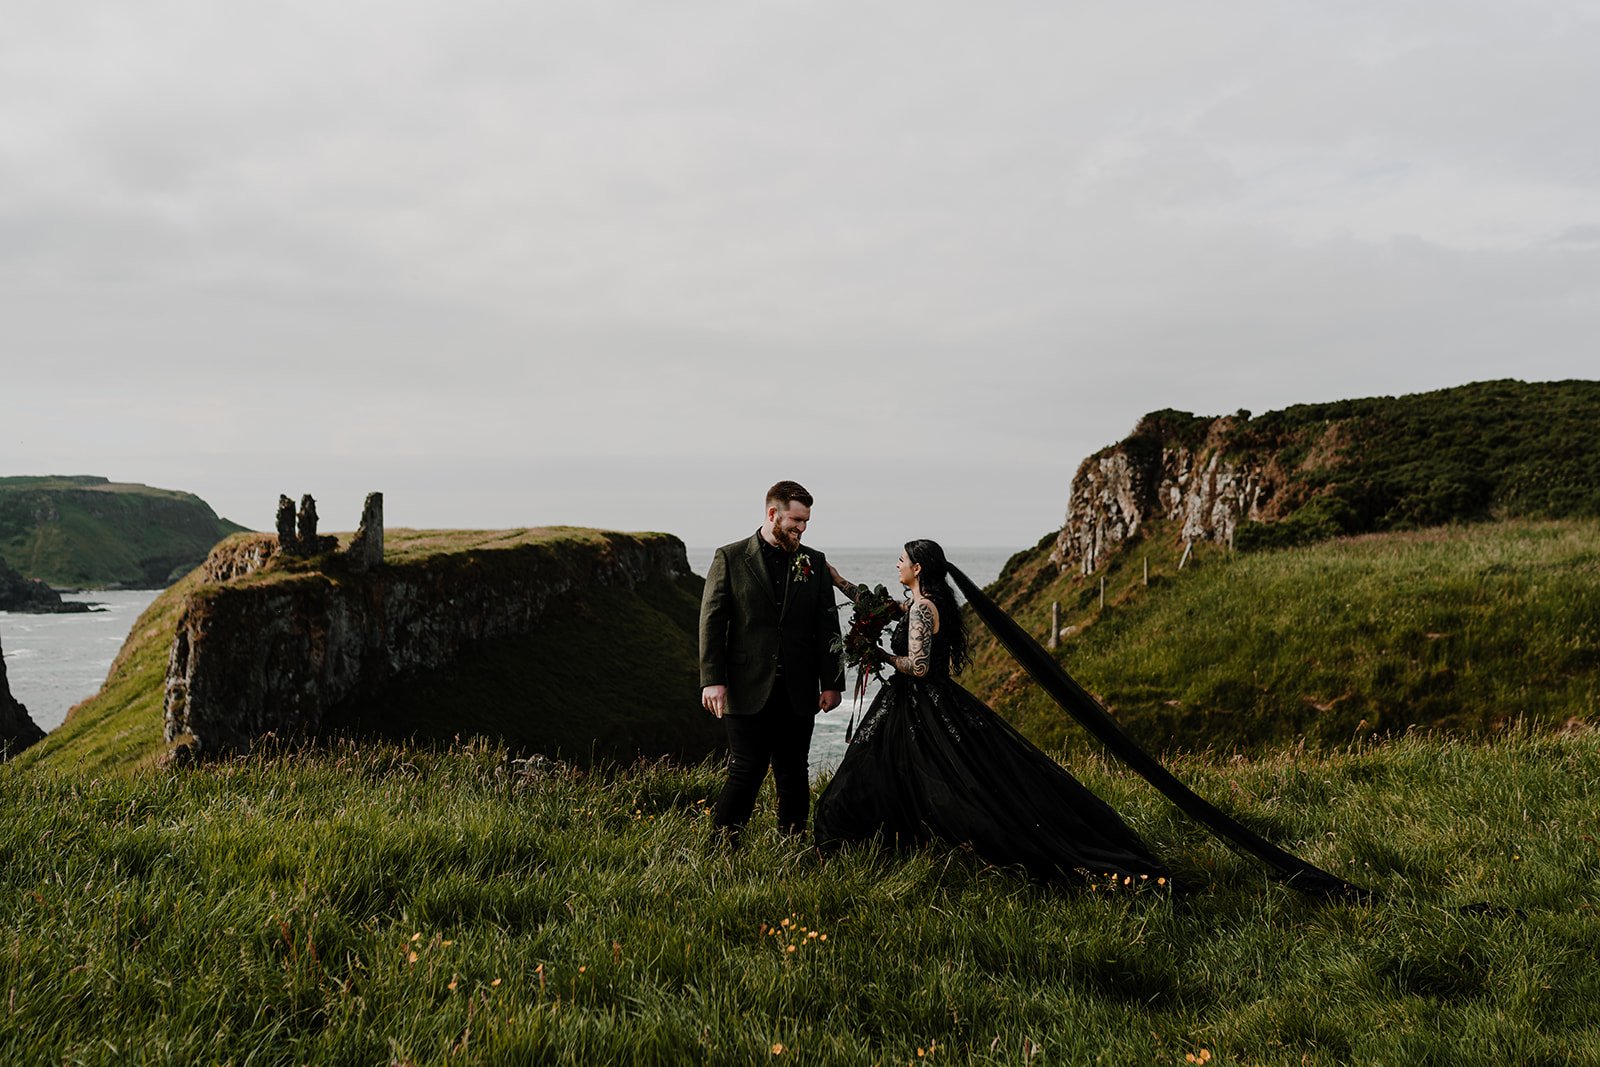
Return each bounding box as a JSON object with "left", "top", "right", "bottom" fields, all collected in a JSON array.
[
  {"left": 1049, "top": 602, "right": 1060, "bottom": 649},
  {"left": 1143, "top": 556, "right": 1148, "bottom": 586},
  {"left": 1099, "top": 576, "right": 1106, "bottom": 609}
]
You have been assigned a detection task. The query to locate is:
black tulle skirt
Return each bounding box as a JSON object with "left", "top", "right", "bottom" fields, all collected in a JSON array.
[{"left": 814, "top": 673, "right": 1171, "bottom": 886}]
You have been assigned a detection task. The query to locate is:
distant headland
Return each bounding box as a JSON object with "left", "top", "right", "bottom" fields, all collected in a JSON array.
[{"left": 0, "top": 475, "right": 247, "bottom": 590}]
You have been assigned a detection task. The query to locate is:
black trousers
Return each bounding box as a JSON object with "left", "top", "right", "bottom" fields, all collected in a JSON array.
[{"left": 713, "top": 684, "right": 816, "bottom": 836}]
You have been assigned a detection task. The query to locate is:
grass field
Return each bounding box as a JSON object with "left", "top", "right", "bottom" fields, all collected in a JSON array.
[
  {"left": 4, "top": 731, "right": 1598, "bottom": 1065},
  {"left": 970, "top": 519, "right": 1600, "bottom": 755}
]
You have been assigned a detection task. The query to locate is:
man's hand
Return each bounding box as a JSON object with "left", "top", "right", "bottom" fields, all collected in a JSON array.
[
  {"left": 819, "top": 690, "right": 842, "bottom": 713},
  {"left": 702, "top": 685, "right": 729, "bottom": 718}
]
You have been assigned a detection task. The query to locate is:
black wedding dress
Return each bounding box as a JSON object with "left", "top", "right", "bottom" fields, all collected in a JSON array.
[{"left": 814, "top": 615, "right": 1171, "bottom": 886}]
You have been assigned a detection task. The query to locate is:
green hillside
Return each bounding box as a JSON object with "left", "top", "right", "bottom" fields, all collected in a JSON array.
[
  {"left": 0, "top": 475, "right": 247, "bottom": 588},
  {"left": 1151, "top": 379, "right": 1600, "bottom": 551},
  {"left": 16, "top": 527, "right": 716, "bottom": 777},
  {"left": 968, "top": 519, "right": 1600, "bottom": 754}
]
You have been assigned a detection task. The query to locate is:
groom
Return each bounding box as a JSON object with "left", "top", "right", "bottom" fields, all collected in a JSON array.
[{"left": 700, "top": 480, "right": 845, "bottom": 840}]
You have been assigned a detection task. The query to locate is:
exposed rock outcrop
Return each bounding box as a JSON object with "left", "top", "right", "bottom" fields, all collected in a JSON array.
[
  {"left": 164, "top": 529, "right": 706, "bottom": 761},
  {"left": 1052, "top": 412, "right": 1277, "bottom": 573},
  {"left": 199, "top": 534, "right": 280, "bottom": 583},
  {"left": 1, "top": 628, "right": 46, "bottom": 759},
  {"left": 0, "top": 555, "right": 96, "bottom": 613},
  {"left": 1049, "top": 380, "right": 1600, "bottom": 574}
]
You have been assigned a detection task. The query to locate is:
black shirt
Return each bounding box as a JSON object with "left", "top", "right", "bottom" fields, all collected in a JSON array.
[{"left": 756, "top": 529, "right": 790, "bottom": 609}]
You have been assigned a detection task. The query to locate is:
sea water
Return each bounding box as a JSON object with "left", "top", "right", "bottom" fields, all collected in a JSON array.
[
  {"left": 687, "top": 545, "right": 1017, "bottom": 778},
  {"left": 1, "top": 590, "right": 162, "bottom": 732}
]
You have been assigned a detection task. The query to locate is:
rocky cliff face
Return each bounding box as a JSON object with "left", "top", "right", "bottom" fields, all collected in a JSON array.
[
  {"left": 0, "top": 555, "right": 95, "bottom": 613},
  {"left": 196, "top": 533, "right": 280, "bottom": 583},
  {"left": 1052, "top": 412, "right": 1285, "bottom": 573},
  {"left": 164, "top": 530, "right": 703, "bottom": 760},
  {"left": 1049, "top": 380, "right": 1600, "bottom": 575},
  {"left": 1, "top": 628, "right": 46, "bottom": 759}
]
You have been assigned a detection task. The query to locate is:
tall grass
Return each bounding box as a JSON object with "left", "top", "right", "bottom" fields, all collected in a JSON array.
[
  {"left": 4, "top": 733, "right": 1598, "bottom": 1065},
  {"left": 971, "top": 519, "right": 1600, "bottom": 754}
]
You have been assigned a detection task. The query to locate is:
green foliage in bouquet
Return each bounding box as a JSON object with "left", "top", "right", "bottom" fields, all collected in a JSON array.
[{"left": 831, "top": 583, "right": 900, "bottom": 710}]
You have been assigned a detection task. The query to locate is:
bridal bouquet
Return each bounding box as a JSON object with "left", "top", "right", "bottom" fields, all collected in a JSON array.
[{"left": 832, "top": 583, "right": 899, "bottom": 708}]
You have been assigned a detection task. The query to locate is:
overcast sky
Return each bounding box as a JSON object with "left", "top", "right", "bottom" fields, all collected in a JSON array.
[{"left": 3, "top": 2, "right": 1597, "bottom": 549}]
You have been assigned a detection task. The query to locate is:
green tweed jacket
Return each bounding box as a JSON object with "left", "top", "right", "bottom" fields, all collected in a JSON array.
[{"left": 698, "top": 532, "right": 846, "bottom": 716}]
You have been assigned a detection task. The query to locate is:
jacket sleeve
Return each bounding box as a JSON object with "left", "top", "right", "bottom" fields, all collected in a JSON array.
[
  {"left": 813, "top": 552, "right": 846, "bottom": 692},
  {"left": 699, "top": 547, "right": 732, "bottom": 688}
]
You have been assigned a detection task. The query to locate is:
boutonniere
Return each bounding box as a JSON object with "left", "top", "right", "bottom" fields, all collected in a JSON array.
[{"left": 792, "top": 552, "right": 814, "bottom": 583}]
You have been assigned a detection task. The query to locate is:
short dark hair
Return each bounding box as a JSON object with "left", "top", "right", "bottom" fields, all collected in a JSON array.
[{"left": 766, "top": 480, "right": 813, "bottom": 509}]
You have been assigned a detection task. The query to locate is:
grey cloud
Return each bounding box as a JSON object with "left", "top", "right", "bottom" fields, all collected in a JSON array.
[{"left": 4, "top": 1, "right": 1598, "bottom": 546}]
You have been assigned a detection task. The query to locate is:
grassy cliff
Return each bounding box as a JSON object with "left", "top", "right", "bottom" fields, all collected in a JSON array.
[
  {"left": 1107, "top": 380, "right": 1600, "bottom": 552},
  {"left": 968, "top": 519, "right": 1600, "bottom": 755},
  {"left": 15, "top": 527, "right": 716, "bottom": 777},
  {"left": 0, "top": 475, "right": 247, "bottom": 588}
]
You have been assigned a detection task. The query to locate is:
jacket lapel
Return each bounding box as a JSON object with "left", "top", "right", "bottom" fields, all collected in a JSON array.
[{"left": 743, "top": 534, "right": 778, "bottom": 608}]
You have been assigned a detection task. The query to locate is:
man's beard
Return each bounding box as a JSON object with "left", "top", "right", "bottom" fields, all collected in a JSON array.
[{"left": 771, "top": 522, "right": 801, "bottom": 551}]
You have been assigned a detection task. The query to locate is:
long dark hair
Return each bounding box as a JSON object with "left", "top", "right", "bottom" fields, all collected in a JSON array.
[{"left": 905, "top": 539, "right": 969, "bottom": 674}]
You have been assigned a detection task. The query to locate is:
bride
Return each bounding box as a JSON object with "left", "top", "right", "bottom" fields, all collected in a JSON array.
[
  {"left": 814, "top": 539, "right": 1171, "bottom": 887},
  {"left": 817, "top": 539, "right": 1369, "bottom": 900}
]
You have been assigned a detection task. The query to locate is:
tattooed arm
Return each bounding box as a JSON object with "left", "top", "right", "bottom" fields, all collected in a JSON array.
[
  {"left": 827, "top": 563, "right": 909, "bottom": 614},
  {"left": 889, "top": 599, "right": 937, "bottom": 678},
  {"left": 827, "top": 562, "right": 862, "bottom": 603}
]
